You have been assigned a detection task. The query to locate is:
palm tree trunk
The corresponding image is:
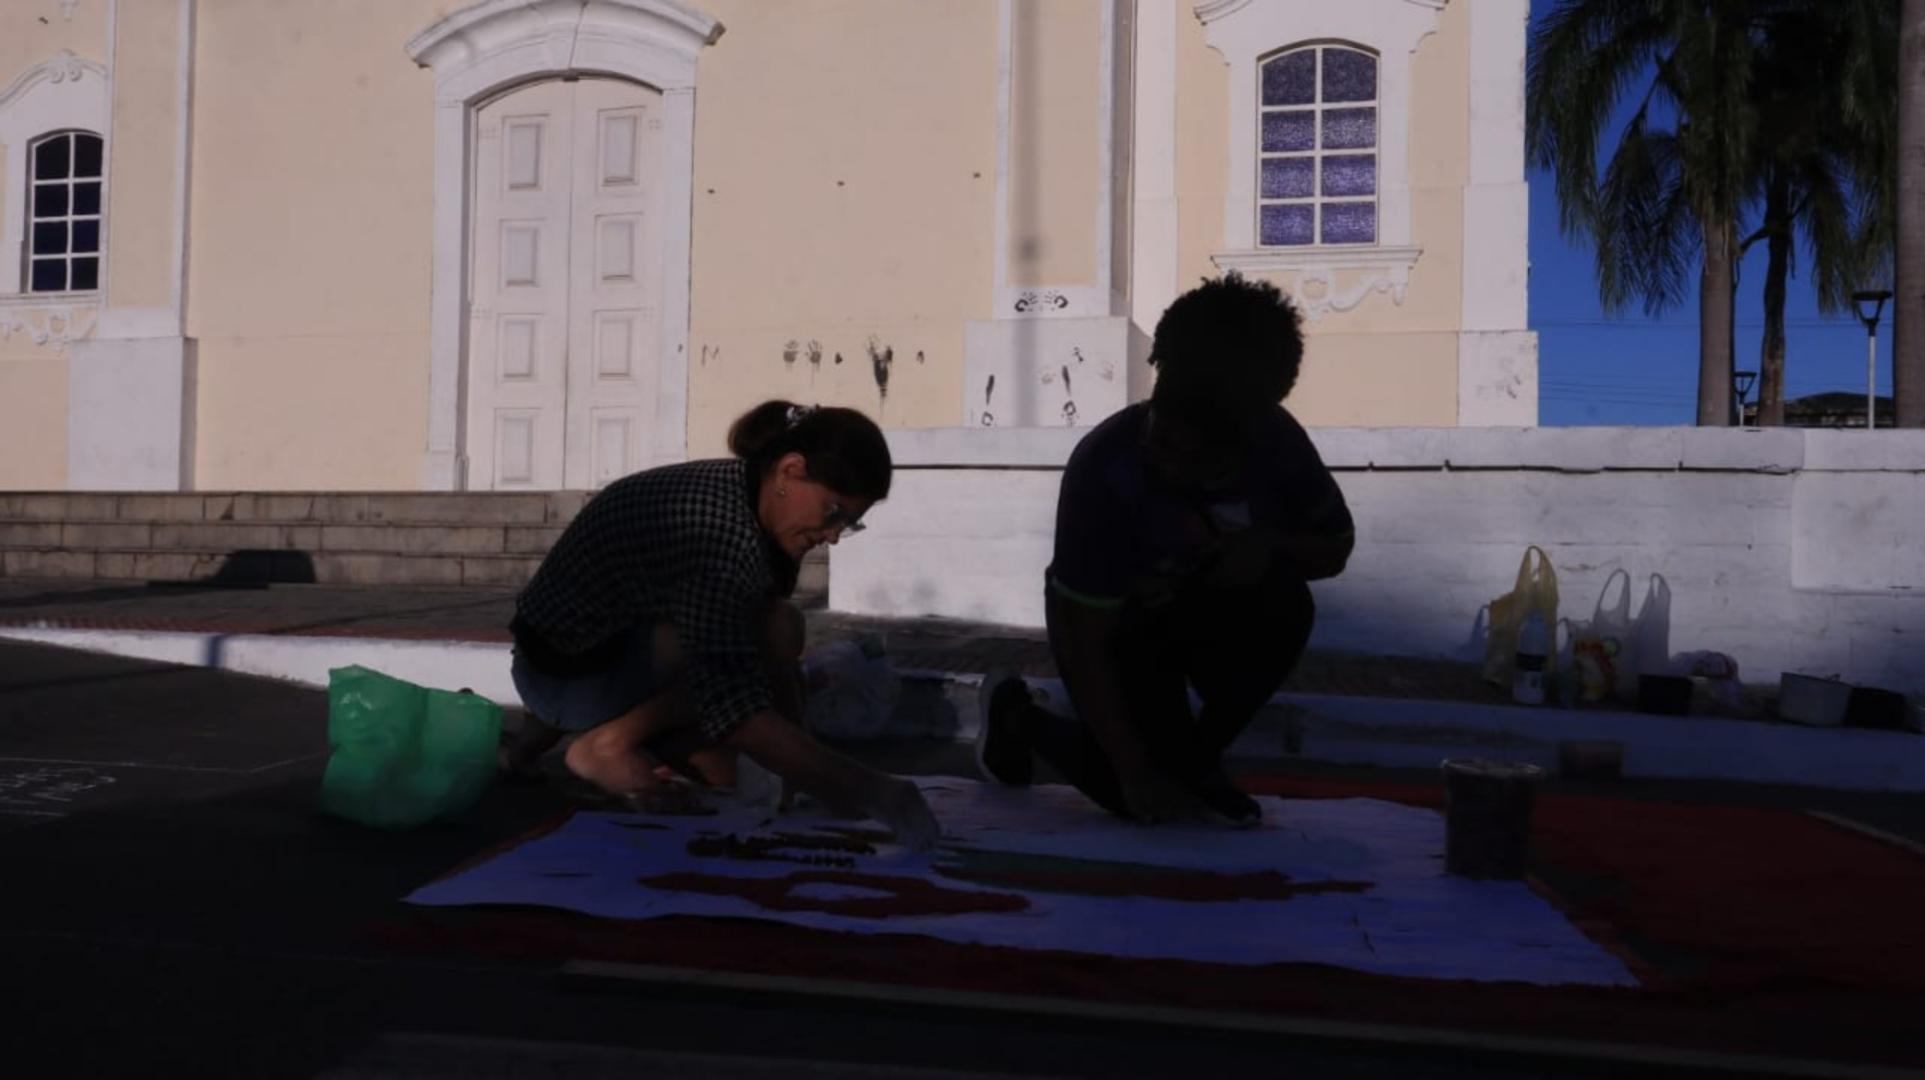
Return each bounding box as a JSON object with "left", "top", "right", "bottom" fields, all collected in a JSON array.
[
  {"left": 1759, "top": 178, "right": 1791, "bottom": 426},
  {"left": 1698, "top": 215, "right": 1735, "bottom": 426},
  {"left": 1898, "top": 0, "right": 1925, "bottom": 427}
]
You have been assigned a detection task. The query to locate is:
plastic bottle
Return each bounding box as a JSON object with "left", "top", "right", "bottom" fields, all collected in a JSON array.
[{"left": 1513, "top": 611, "right": 1549, "bottom": 705}]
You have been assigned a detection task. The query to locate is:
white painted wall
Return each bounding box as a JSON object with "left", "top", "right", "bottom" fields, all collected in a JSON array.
[{"left": 832, "top": 426, "right": 1925, "bottom": 696}]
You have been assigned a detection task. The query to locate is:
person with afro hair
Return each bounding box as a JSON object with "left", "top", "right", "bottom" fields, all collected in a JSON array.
[{"left": 975, "top": 275, "right": 1354, "bottom": 825}]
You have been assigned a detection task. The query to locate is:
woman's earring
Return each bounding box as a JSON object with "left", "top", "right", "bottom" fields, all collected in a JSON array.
[{"left": 777, "top": 487, "right": 788, "bottom": 497}]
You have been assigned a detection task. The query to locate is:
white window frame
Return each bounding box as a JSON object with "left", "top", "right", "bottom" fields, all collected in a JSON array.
[
  {"left": 1256, "top": 43, "right": 1381, "bottom": 249},
  {"left": 0, "top": 50, "right": 108, "bottom": 297},
  {"left": 24, "top": 129, "right": 105, "bottom": 294},
  {"left": 1195, "top": 0, "right": 1439, "bottom": 293}
]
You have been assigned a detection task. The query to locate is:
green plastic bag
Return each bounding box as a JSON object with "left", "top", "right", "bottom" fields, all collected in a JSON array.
[{"left": 319, "top": 665, "right": 501, "bottom": 829}]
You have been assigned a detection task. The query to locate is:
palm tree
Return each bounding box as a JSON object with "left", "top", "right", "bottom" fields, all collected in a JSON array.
[
  {"left": 1741, "top": 1, "right": 1895, "bottom": 426},
  {"left": 1898, "top": 0, "right": 1925, "bottom": 427},
  {"left": 1528, "top": 1, "right": 1764, "bottom": 426}
]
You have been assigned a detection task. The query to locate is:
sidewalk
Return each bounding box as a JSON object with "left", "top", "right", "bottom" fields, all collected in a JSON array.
[
  {"left": 6, "top": 577, "right": 1919, "bottom": 793},
  {"left": 4, "top": 637, "right": 1925, "bottom": 1078},
  {"left": 0, "top": 578, "right": 1508, "bottom": 704}
]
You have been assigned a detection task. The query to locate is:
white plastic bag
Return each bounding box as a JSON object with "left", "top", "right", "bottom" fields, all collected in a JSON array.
[
  {"left": 1482, "top": 546, "right": 1560, "bottom": 688},
  {"left": 1631, "top": 573, "right": 1672, "bottom": 685},
  {"left": 800, "top": 637, "right": 901, "bottom": 741},
  {"left": 1569, "top": 569, "right": 1635, "bottom": 703}
]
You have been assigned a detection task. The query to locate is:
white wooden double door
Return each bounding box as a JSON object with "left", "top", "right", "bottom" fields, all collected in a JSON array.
[{"left": 468, "top": 77, "right": 664, "bottom": 490}]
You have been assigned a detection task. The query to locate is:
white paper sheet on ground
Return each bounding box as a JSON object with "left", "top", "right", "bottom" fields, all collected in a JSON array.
[{"left": 407, "top": 779, "right": 1636, "bottom": 987}]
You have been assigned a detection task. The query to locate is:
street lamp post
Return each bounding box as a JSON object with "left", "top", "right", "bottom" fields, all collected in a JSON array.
[
  {"left": 1733, "top": 369, "right": 1758, "bottom": 427},
  {"left": 1852, "top": 290, "right": 1893, "bottom": 430}
]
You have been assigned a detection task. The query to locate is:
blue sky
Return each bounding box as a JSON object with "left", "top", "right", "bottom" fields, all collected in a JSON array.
[{"left": 1524, "top": 0, "right": 1895, "bottom": 426}]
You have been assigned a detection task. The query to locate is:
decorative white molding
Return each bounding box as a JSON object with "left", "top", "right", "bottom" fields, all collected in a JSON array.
[
  {"left": 406, "top": 0, "right": 722, "bottom": 72},
  {"left": 1213, "top": 244, "right": 1422, "bottom": 273},
  {"left": 0, "top": 50, "right": 110, "bottom": 296},
  {"left": 1291, "top": 267, "right": 1406, "bottom": 322},
  {"left": 1193, "top": 0, "right": 1446, "bottom": 255},
  {"left": 1195, "top": 0, "right": 1444, "bottom": 22},
  {"left": 0, "top": 294, "right": 100, "bottom": 349},
  {"left": 1211, "top": 244, "right": 1421, "bottom": 322},
  {"left": 407, "top": 0, "right": 723, "bottom": 489},
  {"left": 0, "top": 51, "right": 101, "bottom": 112}
]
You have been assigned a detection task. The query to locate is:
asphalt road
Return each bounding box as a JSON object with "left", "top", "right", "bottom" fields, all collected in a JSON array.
[{"left": 2, "top": 639, "right": 1914, "bottom": 1079}]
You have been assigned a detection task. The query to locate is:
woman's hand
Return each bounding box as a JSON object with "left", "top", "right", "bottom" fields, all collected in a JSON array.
[
  {"left": 863, "top": 775, "right": 941, "bottom": 852},
  {"left": 729, "top": 709, "right": 943, "bottom": 850}
]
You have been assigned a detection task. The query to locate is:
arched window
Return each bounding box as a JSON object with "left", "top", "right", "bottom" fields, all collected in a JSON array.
[
  {"left": 25, "top": 130, "right": 103, "bottom": 292},
  {"left": 1257, "top": 44, "right": 1377, "bottom": 247}
]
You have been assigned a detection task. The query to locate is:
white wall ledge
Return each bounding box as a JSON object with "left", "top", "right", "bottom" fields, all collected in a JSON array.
[
  {"left": 1802, "top": 429, "right": 1925, "bottom": 471},
  {"left": 837, "top": 426, "right": 1925, "bottom": 694},
  {"left": 887, "top": 425, "right": 1925, "bottom": 475}
]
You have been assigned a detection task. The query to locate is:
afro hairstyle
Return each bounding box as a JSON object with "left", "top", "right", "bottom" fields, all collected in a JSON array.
[{"left": 1147, "top": 274, "right": 1305, "bottom": 432}]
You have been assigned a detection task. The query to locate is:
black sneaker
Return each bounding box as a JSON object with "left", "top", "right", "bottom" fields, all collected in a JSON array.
[
  {"left": 1186, "top": 764, "right": 1262, "bottom": 826},
  {"left": 974, "top": 668, "right": 1034, "bottom": 786}
]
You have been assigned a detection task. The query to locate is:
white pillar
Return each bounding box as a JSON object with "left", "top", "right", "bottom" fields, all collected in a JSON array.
[{"left": 1457, "top": 0, "right": 1538, "bottom": 427}]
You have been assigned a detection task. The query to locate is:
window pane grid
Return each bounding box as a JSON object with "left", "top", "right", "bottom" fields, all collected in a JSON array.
[
  {"left": 25, "top": 132, "right": 104, "bottom": 294},
  {"left": 1257, "top": 46, "right": 1378, "bottom": 248}
]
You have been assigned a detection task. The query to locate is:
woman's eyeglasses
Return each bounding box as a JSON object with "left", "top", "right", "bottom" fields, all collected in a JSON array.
[{"left": 823, "top": 500, "right": 866, "bottom": 534}]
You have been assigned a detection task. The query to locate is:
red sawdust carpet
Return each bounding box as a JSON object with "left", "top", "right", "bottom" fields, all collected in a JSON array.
[{"left": 373, "top": 776, "right": 1925, "bottom": 1068}]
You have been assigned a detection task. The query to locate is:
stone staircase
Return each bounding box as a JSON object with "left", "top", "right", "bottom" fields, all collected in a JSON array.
[{"left": 0, "top": 492, "right": 829, "bottom": 593}]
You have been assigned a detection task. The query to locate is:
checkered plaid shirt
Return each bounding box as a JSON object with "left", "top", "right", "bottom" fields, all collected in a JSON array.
[{"left": 512, "top": 458, "right": 783, "bottom": 741}]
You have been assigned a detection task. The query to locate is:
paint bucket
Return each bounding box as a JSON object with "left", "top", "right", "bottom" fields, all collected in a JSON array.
[
  {"left": 1778, "top": 673, "right": 1852, "bottom": 726},
  {"left": 1844, "top": 686, "right": 1909, "bottom": 731},
  {"left": 1441, "top": 758, "right": 1542, "bottom": 879},
  {"left": 1636, "top": 674, "right": 1693, "bottom": 716}
]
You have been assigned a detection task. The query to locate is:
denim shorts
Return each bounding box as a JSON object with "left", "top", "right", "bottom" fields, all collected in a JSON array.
[{"left": 510, "top": 625, "right": 667, "bottom": 733}]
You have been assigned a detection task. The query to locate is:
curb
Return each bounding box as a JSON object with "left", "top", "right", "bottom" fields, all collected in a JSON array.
[{"left": 4, "top": 623, "right": 1922, "bottom": 792}]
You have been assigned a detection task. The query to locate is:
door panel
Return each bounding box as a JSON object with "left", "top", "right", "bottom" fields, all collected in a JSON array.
[
  {"left": 467, "top": 77, "right": 662, "bottom": 491},
  {"left": 565, "top": 78, "right": 663, "bottom": 489},
  {"left": 469, "top": 81, "right": 573, "bottom": 490}
]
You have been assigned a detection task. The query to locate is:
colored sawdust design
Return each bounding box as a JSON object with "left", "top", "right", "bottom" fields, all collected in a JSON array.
[
  {"left": 637, "top": 870, "right": 1031, "bottom": 918},
  {"left": 685, "top": 830, "right": 878, "bottom": 869},
  {"left": 670, "top": 830, "right": 1375, "bottom": 903},
  {"left": 933, "top": 847, "right": 1374, "bottom": 901}
]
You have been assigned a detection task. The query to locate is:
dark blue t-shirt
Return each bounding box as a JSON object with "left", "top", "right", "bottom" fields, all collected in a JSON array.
[{"left": 1047, "top": 402, "right": 1353, "bottom": 607}]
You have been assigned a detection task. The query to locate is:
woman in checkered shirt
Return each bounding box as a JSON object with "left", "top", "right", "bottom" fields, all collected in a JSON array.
[{"left": 505, "top": 400, "right": 939, "bottom": 850}]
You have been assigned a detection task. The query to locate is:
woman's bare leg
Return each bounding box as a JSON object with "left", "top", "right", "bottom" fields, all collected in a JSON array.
[
  {"left": 497, "top": 708, "right": 563, "bottom": 777},
  {"left": 561, "top": 692, "right": 689, "bottom": 798},
  {"left": 654, "top": 597, "right": 807, "bottom": 790},
  {"left": 560, "top": 619, "right": 703, "bottom": 796}
]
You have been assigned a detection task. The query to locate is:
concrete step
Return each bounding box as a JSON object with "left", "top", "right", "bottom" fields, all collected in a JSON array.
[
  {"left": 0, "top": 546, "right": 544, "bottom": 587},
  {"left": 2, "top": 543, "right": 828, "bottom": 591},
  {"left": 0, "top": 520, "right": 565, "bottom": 556},
  {"left": 0, "top": 490, "right": 831, "bottom": 591},
  {"left": 0, "top": 491, "right": 591, "bottom": 526}
]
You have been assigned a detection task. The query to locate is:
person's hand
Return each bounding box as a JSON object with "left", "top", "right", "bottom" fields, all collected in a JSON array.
[
  {"left": 1118, "top": 767, "right": 1218, "bottom": 826},
  {"left": 867, "top": 775, "right": 941, "bottom": 851},
  {"left": 1202, "top": 529, "right": 1272, "bottom": 591}
]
